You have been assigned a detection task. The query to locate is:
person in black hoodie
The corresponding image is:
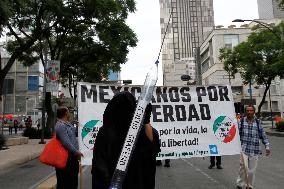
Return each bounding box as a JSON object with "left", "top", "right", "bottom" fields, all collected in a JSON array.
[{"left": 92, "top": 91, "right": 160, "bottom": 189}]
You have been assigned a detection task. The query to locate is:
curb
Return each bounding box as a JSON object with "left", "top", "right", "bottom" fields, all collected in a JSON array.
[
  {"left": 265, "top": 131, "right": 284, "bottom": 137},
  {"left": 6, "top": 137, "right": 29, "bottom": 146},
  {"left": 34, "top": 165, "right": 88, "bottom": 189},
  {"left": 35, "top": 175, "right": 57, "bottom": 189},
  {"left": 0, "top": 151, "right": 41, "bottom": 172}
]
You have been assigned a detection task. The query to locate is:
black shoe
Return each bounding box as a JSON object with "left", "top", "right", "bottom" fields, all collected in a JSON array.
[
  {"left": 208, "top": 165, "right": 214, "bottom": 169},
  {"left": 217, "top": 165, "right": 223, "bottom": 169},
  {"left": 156, "top": 160, "right": 162, "bottom": 166},
  {"left": 164, "top": 162, "right": 170, "bottom": 167},
  {"left": 236, "top": 186, "right": 242, "bottom": 189}
]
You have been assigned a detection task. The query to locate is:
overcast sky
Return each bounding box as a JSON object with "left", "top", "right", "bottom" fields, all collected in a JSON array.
[{"left": 121, "top": 0, "right": 259, "bottom": 86}]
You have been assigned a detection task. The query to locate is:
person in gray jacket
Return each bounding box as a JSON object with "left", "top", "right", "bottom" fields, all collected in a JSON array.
[{"left": 55, "top": 106, "right": 83, "bottom": 189}]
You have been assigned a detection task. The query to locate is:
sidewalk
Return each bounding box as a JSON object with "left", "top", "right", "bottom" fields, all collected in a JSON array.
[
  {"left": 264, "top": 127, "right": 284, "bottom": 137},
  {"left": 0, "top": 139, "right": 46, "bottom": 172}
]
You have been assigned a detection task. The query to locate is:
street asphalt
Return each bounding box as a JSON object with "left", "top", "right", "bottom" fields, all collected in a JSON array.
[{"left": 0, "top": 125, "right": 283, "bottom": 188}]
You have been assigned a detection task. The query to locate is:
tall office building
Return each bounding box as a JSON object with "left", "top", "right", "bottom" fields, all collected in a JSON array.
[
  {"left": 258, "top": 0, "right": 284, "bottom": 19},
  {"left": 160, "top": 0, "right": 214, "bottom": 86}
]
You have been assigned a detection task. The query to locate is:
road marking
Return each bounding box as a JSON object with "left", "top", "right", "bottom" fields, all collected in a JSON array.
[{"left": 181, "top": 158, "right": 228, "bottom": 189}]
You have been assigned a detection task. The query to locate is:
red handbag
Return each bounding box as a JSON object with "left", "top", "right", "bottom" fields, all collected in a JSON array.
[{"left": 40, "top": 134, "right": 68, "bottom": 169}]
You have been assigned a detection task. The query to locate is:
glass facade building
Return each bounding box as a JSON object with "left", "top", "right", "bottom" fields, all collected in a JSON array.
[{"left": 160, "top": 0, "right": 214, "bottom": 86}]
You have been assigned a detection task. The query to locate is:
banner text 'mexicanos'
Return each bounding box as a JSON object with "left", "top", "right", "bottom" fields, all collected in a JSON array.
[
  {"left": 80, "top": 85, "right": 231, "bottom": 103},
  {"left": 80, "top": 85, "right": 231, "bottom": 122}
]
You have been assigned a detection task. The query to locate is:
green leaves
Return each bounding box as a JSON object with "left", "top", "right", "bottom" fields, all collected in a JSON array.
[
  {"left": 220, "top": 22, "right": 284, "bottom": 85},
  {"left": 278, "top": 0, "right": 284, "bottom": 8},
  {"left": 219, "top": 22, "right": 284, "bottom": 113},
  {"left": 0, "top": 0, "right": 12, "bottom": 32},
  {"left": 1, "top": 0, "right": 137, "bottom": 78},
  {"left": 0, "top": 0, "right": 138, "bottom": 100}
]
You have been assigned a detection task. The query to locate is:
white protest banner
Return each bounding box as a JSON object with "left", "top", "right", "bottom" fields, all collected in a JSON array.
[{"left": 78, "top": 82, "right": 241, "bottom": 165}]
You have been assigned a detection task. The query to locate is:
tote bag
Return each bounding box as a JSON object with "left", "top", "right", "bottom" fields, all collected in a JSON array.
[{"left": 40, "top": 134, "right": 68, "bottom": 169}]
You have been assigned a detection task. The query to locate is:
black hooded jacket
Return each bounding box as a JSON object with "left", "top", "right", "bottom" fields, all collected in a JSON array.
[{"left": 92, "top": 91, "right": 160, "bottom": 189}]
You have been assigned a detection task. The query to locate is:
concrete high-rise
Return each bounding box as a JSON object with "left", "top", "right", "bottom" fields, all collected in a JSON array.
[
  {"left": 160, "top": 0, "right": 214, "bottom": 86},
  {"left": 257, "top": 0, "right": 284, "bottom": 19}
]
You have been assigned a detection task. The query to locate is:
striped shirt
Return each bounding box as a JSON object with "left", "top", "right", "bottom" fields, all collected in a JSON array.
[
  {"left": 55, "top": 120, "right": 79, "bottom": 155},
  {"left": 239, "top": 117, "right": 269, "bottom": 157}
]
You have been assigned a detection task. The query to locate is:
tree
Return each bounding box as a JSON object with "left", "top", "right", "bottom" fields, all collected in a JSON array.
[
  {"left": 219, "top": 22, "right": 284, "bottom": 114},
  {"left": 278, "top": 0, "right": 284, "bottom": 8},
  {"left": 0, "top": 0, "right": 137, "bottom": 100},
  {"left": 1, "top": 0, "right": 137, "bottom": 128},
  {"left": 219, "top": 48, "right": 238, "bottom": 84}
]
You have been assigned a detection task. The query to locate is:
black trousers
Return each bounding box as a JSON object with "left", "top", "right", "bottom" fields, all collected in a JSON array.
[
  {"left": 9, "top": 127, "right": 13, "bottom": 134},
  {"left": 56, "top": 155, "right": 79, "bottom": 189},
  {"left": 210, "top": 156, "right": 221, "bottom": 166},
  {"left": 14, "top": 126, "right": 18, "bottom": 134}
]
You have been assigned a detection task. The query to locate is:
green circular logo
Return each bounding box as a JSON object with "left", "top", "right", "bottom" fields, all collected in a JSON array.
[
  {"left": 82, "top": 120, "right": 101, "bottom": 149},
  {"left": 213, "top": 116, "right": 236, "bottom": 143}
]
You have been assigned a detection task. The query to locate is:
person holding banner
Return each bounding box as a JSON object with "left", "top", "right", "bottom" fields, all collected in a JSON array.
[
  {"left": 208, "top": 156, "right": 222, "bottom": 169},
  {"left": 55, "top": 107, "right": 84, "bottom": 189},
  {"left": 92, "top": 92, "right": 160, "bottom": 189},
  {"left": 156, "top": 159, "right": 171, "bottom": 167},
  {"left": 236, "top": 105, "right": 270, "bottom": 189}
]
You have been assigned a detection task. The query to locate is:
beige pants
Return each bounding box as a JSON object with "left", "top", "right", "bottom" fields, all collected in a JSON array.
[{"left": 236, "top": 154, "right": 258, "bottom": 189}]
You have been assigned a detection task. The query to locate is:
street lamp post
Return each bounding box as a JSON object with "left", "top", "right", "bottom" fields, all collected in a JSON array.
[
  {"left": 181, "top": 75, "right": 197, "bottom": 85},
  {"left": 232, "top": 19, "right": 281, "bottom": 39},
  {"left": 101, "top": 80, "right": 132, "bottom": 85}
]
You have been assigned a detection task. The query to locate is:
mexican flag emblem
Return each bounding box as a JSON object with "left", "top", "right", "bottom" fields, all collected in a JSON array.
[
  {"left": 213, "top": 116, "right": 236, "bottom": 143},
  {"left": 81, "top": 120, "right": 101, "bottom": 149}
]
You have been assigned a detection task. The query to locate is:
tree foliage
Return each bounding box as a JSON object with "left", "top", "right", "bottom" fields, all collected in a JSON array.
[
  {"left": 0, "top": 0, "right": 137, "bottom": 129},
  {"left": 278, "top": 0, "right": 284, "bottom": 8},
  {"left": 219, "top": 22, "right": 284, "bottom": 114},
  {"left": 0, "top": 0, "right": 137, "bottom": 100}
]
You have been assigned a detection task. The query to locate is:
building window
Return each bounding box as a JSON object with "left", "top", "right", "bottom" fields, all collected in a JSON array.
[
  {"left": 15, "top": 96, "right": 26, "bottom": 113},
  {"left": 4, "top": 96, "right": 14, "bottom": 114},
  {"left": 3, "top": 79, "right": 14, "bottom": 94},
  {"left": 201, "top": 59, "right": 209, "bottom": 73},
  {"left": 28, "top": 76, "right": 39, "bottom": 91},
  {"left": 16, "top": 75, "right": 27, "bottom": 92},
  {"left": 224, "top": 35, "right": 239, "bottom": 49},
  {"left": 263, "top": 101, "right": 279, "bottom": 111},
  {"left": 272, "top": 101, "right": 279, "bottom": 111},
  {"left": 263, "top": 101, "right": 268, "bottom": 111}
]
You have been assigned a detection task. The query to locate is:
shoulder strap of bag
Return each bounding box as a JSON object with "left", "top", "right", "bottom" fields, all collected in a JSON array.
[
  {"left": 255, "top": 118, "right": 263, "bottom": 140},
  {"left": 239, "top": 117, "right": 244, "bottom": 137}
]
